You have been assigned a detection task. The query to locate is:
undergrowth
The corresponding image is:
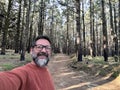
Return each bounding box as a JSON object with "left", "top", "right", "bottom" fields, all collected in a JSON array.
[{"left": 69, "top": 55, "right": 120, "bottom": 78}]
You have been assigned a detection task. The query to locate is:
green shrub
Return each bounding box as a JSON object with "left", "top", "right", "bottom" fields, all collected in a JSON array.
[
  {"left": 111, "top": 71, "right": 119, "bottom": 78},
  {"left": 99, "top": 69, "right": 107, "bottom": 76}
]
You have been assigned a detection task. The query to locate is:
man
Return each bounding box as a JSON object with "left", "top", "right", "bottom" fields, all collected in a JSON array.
[{"left": 0, "top": 35, "right": 55, "bottom": 90}]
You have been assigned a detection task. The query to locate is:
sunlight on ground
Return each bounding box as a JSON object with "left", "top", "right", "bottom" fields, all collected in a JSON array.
[
  {"left": 53, "top": 59, "right": 71, "bottom": 63},
  {"left": 50, "top": 54, "right": 120, "bottom": 90},
  {"left": 58, "top": 82, "right": 91, "bottom": 90},
  {"left": 92, "top": 75, "right": 120, "bottom": 90},
  {"left": 71, "top": 75, "right": 84, "bottom": 79},
  {"left": 56, "top": 72, "right": 75, "bottom": 77}
]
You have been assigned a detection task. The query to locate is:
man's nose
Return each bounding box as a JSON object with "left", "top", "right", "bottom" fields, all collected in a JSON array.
[{"left": 41, "top": 47, "right": 47, "bottom": 52}]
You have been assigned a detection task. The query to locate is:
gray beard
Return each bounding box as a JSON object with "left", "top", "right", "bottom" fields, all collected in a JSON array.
[
  {"left": 31, "top": 53, "right": 49, "bottom": 67},
  {"left": 35, "top": 58, "right": 49, "bottom": 67}
]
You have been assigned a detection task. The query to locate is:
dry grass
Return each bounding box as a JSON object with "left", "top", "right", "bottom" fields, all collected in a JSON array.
[{"left": 69, "top": 55, "right": 120, "bottom": 78}]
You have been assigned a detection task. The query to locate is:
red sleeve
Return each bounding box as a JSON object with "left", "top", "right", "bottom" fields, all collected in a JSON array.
[{"left": 0, "top": 68, "right": 28, "bottom": 90}]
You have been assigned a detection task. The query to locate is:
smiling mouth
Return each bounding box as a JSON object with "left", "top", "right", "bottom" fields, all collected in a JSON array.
[{"left": 38, "top": 55, "right": 47, "bottom": 59}]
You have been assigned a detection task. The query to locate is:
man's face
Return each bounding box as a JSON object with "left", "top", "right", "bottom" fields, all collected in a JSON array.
[{"left": 30, "top": 39, "right": 51, "bottom": 67}]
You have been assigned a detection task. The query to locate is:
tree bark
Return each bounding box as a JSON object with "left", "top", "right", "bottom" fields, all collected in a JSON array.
[
  {"left": 15, "top": 0, "right": 22, "bottom": 53},
  {"left": 101, "top": 0, "right": 108, "bottom": 61},
  {"left": 20, "top": 0, "right": 31, "bottom": 61},
  {"left": 38, "top": 0, "right": 45, "bottom": 35},
  {"left": 1, "top": 0, "right": 12, "bottom": 55},
  {"left": 75, "top": 0, "right": 82, "bottom": 61},
  {"left": 82, "top": 0, "right": 86, "bottom": 57}
]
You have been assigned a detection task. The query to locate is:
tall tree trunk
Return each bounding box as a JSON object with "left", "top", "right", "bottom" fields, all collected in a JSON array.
[
  {"left": 109, "top": 0, "right": 114, "bottom": 56},
  {"left": 89, "top": 0, "right": 96, "bottom": 57},
  {"left": 72, "top": 10, "right": 76, "bottom": 53},
  {"left": 89, "top": 0, "right": 93, "bottom": 57},
  {"left": 14, "top": 0, "right": 22, "bottom": 53},
  {"left": 66, "top": 0, "right": 69, "bottom": 55},
  {"left": 38, "top": 0, "right": 45, "bottom": 35},
  {"left": 113, "top": 4, "right": 118, "bottom": 56},
  {"left": 118, "top": 0, "right": 120, "bottom": 59},
  {"left": 75, "top": 0, "right": 82, "bottom": 61},
  {"left": 96, "top": 19, "right": 99, "bottom": 56},
  {"left": 1, "top": 0, "right": 12, "bottom": 55},
  {"left": 92, "top": 1, "right": 96, "bottom": 57},
  {"left": 100, "top": 26, "right": 103, "bottom": 56},
  {"left": 20, "top": 0, "right": 31, "bottom": 61},
  {"left": 101, "top": 0, "right": 108, "bottom": 62},
  {"left": 20, "top": 0, "right": 25, "bottom": 53},
  {"left": 28, "top": 1, "right": 36, "bottom": 53},
  {"left": 109, "top": 0, "right": 114, "bottom": 34},
  {"left": 0, "top": 13, "right": 4, "bottom": 34},
  {"left": 82, "top": 0, "right": 86, "bottom": 57},
  {"left": 50, "top": 0, "right": 54, "bottom": 51}
]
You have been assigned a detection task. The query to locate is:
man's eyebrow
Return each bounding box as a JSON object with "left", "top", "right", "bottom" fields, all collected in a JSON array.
[{"left": 35, "top": 44, "right": 51, "bottom": 46}]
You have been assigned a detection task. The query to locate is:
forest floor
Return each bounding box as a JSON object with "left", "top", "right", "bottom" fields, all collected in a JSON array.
[
  {"left": 49, "top": 54, "right": 120, "bottom": 90},
  {"left": 0, "top": 53, "right": 120, "bottom": 90}
]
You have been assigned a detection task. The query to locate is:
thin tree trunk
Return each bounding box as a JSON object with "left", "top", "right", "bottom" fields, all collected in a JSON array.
[
  {"left": 109, "top": 0, "right": 114, "bottom": 56},
  {"left": 75, "top": 0, "right": 82, "bottom": 61},
  {"left": 50, "top": 0, "right": 54, "bottom": 51},
  {"left": 109, "top": 0, "right": 114, "bottom": 34},
  {"left": 38, "top": 0, "right": 45, "bottom": 35},
  {"left": 92, "top": 1, "right": 96, "bottom": 57},
  {"left": 20, "top": 0, "right": 31, "bottom": 61},
  {"left": 113, "top": 4, "right": 118, "bottom": 56},
  {"left": 96, "top": 21, "right": 98, "bottom": 56},
  {"left": 15, "top": 0, "right": 22, "bottom": 53},
  {"left": 1, "top": 0, "right": 12, "bottom": 55},
  {"left": 118, "top": 0, "right": 120, "bottom": 60},
  {"left": 82, "top": 0, "right": 86, "bottom": 57},
  {"left": 28, "top": 1, "right": 35, "bottom": 53},
  {"left": 89, "top": 0, "right": 94, "bottom": 57},
  {"left": 66, "top": 0, "right": 69, "bottom": 55},
  {"left": 101, "top": 0, "right": 108, "bottom": 62}
]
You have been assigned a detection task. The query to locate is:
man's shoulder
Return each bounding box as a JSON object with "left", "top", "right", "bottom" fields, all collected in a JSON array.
[{"left": 11, "top": 62, "right": 32, "bottom": 73}]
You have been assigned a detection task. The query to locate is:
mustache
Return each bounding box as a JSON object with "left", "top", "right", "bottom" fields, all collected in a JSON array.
[{"left": 37, "top": 52, "right": 48, "bottom": 57}]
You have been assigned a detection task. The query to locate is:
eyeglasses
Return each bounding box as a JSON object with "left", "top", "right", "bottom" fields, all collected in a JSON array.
[{"left": 34, "top": 44, "right": 51, "bottom": 51}]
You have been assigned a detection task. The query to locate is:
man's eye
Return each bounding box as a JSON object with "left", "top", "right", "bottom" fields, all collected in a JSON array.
[
  {"left": 35, "top": 45, "right": 51, "bottom": 51},
  {"left": 46, "top": 47, "right": 51, "bottom": 49},
  {"left": 37, "top": 46, "right": 43, "bottom": 48}
]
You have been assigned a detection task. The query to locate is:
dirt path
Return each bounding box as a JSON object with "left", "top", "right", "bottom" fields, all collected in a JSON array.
[
  {"left": 0, "top": 53, "right": 120, "bottom": 90},
  {"left": 48, "top": 54, "right": 120, "bottom": 90}
]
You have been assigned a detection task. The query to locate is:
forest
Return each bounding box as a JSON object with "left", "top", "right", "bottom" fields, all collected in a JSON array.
[
  {"left": 0, "top": 0, "right": 120, "bottom": 61},
  {"left": 0, "top": 0, "right": 120, "bottom": 89}
]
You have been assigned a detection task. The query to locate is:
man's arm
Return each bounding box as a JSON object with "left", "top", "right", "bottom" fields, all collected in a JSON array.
[
  {"left": 0, "top": 67, "right": 28, "bottom": 90},
  {"left": 0, "top": 71, "right": 22, "bottom": 90}
]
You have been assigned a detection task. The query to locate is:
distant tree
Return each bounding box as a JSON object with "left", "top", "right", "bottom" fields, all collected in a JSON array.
[
  {"left": 75, "top": 0, "right": 82, "bottom": 61},
  {"left": 1, "top": 0, "right": 13, "bottom": 55},
  {"left": 82, "top": 0, "right": 86, "bottom": 57},
  {"left": 50, "top": 0, "right": 54, "bottom": 52},
  {"left": 0, "top": 2, "right": 5, "bottom": 35},
  {"left": 101, "top": 0, "right": 108, "bottom": 61},
  {"left": 109, "top": 0, "right": 114, "bottom": 34},
  {"left": 38, "top": 0, "right": 45, "bottom": 35},
  {"left": 14, "top": 0, "right": 22, "bottom": 53},
  {"left": 113, "top": 3, "right": 118, "bottom": 56},
  {"left": 66, "top": 0, "right": 70, "bottom": 55},
  {"left": 118, "top": 0, "right": 120, "bottom": 60},
  {"left": 89, "top": 0, "right": 96, "bottom": 57},
  {"left": 20, "top": 0, "right": 31, "bottom": 61},
  {"left": 89, "top": 0, "right": 93, "bottom": 57},
  {"left": 27, "top": 0, "right": 36, "bottom": 53}
]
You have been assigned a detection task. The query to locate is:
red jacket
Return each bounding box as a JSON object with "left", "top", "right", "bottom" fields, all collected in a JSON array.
[{"left": 0, "top": 62, "right": 55, "bottom": 90}]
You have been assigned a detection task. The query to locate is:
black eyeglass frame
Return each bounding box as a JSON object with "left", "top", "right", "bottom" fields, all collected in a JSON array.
[{"left": 34, "top": 44, "right": 51, "bottom": 51}]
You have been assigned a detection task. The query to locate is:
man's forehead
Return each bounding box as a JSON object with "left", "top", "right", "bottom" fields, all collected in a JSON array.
[{"left": 36, "top": 39, "right": 51, "bottom": 45}]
